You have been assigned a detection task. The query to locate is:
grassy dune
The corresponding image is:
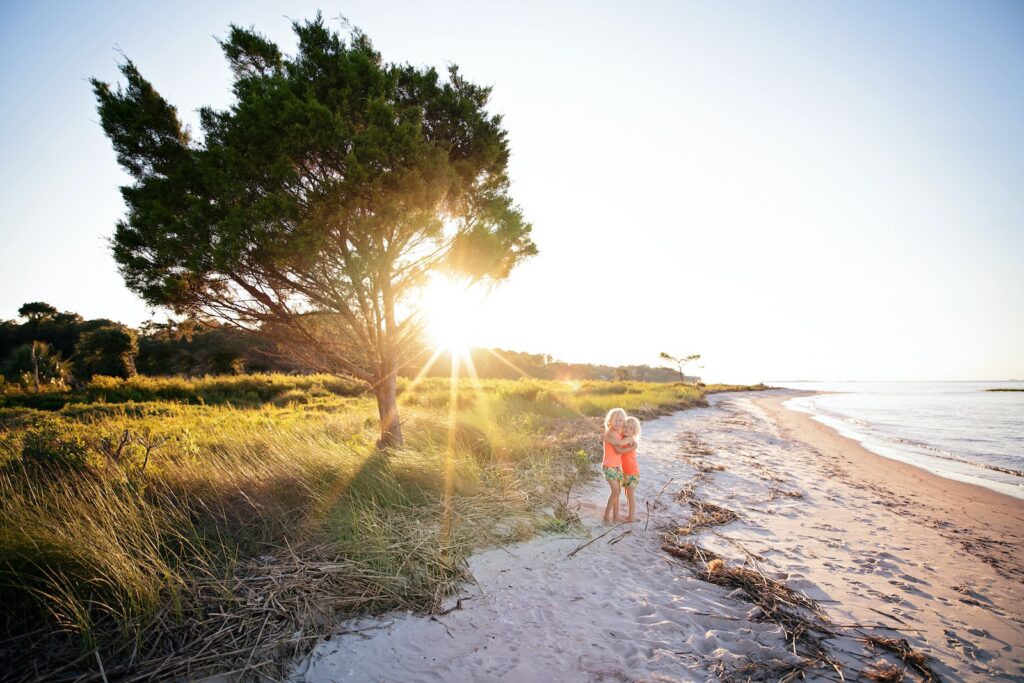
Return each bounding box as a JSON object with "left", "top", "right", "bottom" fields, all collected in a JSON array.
[{"left": 0, "top": 375, "right": 757, "bottom": 680}]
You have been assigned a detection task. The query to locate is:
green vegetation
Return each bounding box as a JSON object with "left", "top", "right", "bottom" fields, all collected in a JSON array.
[
  {"left": 0, "top": 374, "right": 737, "bottom": 680},
  {"left": 1, "top": 301, "right": 694, "bottom": 407},
  {"left": 92, "top": 15, "right": 537, "bottom": 447}
]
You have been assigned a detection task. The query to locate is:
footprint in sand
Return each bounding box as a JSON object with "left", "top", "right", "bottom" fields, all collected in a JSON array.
[{"left": 889, "top": 579, "right": 933, "bottom": 599}]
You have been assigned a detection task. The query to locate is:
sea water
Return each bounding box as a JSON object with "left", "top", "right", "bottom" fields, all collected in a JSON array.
[{"left": 774, "top": 381, "right": 1024, "bottom": 500}]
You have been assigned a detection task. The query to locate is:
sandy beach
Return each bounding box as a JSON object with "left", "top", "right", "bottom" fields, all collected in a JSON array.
[{"left": 290, "top": 390, "right": 1024, "bottom": 681}]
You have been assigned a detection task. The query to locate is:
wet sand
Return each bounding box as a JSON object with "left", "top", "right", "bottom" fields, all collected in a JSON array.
[{"left": 757, "top": 393, "right": 1024, "bottom": 585}]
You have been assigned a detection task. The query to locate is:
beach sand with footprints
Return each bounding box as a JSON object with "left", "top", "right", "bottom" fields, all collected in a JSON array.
[{"left": 290, "top": 390, "right": 1024, "bottom": 682}]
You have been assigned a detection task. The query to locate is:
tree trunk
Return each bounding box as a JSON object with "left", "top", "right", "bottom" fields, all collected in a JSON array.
[
  {"left": 374, "top": 368, "right": 403, "bottom": 449},
  {"left": 31, "top": 341, "right": 41, "bottom": 393}
]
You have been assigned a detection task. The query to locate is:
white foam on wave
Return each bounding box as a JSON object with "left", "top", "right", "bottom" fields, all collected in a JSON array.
[{"left": 783, "top": 396, "right": 1024, "bottom": 499}]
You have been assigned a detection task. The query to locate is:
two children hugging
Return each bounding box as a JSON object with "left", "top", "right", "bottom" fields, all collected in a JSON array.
[{"left": 602, "top": 408, "right": 642, "bottom": 524}]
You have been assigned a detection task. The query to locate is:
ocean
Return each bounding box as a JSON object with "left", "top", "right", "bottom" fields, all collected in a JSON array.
[{"left": 773, "top": 381, "right": 1024, "bottom": 500}]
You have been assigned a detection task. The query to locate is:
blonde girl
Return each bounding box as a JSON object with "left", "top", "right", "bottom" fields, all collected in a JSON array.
[
  {"left": 602, "top": 408, "right": 636, "bottom": 524},
  {"left": 620, "top": 416, "right": 642, "bottom": 522}
]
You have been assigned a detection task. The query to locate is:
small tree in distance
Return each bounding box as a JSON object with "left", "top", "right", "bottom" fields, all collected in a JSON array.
[
  {"left": 2, "top": 341, "right": 70, "bottom": 390},
  {"left": 659, "top": 352, "right": 701, "bottom": 383},
  {"left": 92, "top": 15, "right": 536, "bottom": 448},
  {"left": 18, "top": 302, "right": 58, "bottom": 321}
]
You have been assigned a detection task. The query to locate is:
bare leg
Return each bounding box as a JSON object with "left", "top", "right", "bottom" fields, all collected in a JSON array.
[
  {"left": 624, "top": 487, "right": 636, "bottom": 522},
  {"left": 604, "top": 480, "right": 621, "bottom": 523}
]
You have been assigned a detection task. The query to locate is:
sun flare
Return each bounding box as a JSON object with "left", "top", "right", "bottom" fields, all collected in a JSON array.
[{"left": 421, "top": 276, "right": 486, "bottom": 354}]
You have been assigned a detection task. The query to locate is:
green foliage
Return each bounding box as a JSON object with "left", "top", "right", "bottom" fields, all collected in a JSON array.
[
  {"left": 17, "top": 302, "right": 57, "bottom": 320},
  {"left": 703, "top": 382, "right": 772, "bottom": 393},
  {"left": 91, "top": 14, "right": 537, "bottom": 446},
  {"left": 19, "top": 416, "right": 95, "bottom": 472},
  {"left": 81, "top": 372, "right": 365, "bottom": 406},
  {"left": 91, "top": 15, "right": 533, "bottom": 364},
  {"left": 136, "top": 321, "right": 294, "bottom": 376},
  {"left": 1, "top": 341, "right": 71, "bottom": 386},
  {"left": 406, "top": 347, "right": 681, "bottom": 382},
  {"left": 73, "top": 325, "right": 139, "bottom": 379}
]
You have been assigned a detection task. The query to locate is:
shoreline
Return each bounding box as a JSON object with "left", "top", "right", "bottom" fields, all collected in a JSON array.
[
  {"left": 755, "top": 392, "right": 1024, "bottom": 583},
  {"left": 780, "top": 389, "right": 1024, "bottom": 499}
]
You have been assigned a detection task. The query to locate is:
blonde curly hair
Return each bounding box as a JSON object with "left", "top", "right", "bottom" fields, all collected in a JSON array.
[{"left": 603, "top": 408, "right": 627, "bottom": 431}]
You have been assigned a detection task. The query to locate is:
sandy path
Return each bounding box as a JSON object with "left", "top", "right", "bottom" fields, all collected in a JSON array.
[{"left": 291, "top": 391, "right": 1024, "bottom": 682}]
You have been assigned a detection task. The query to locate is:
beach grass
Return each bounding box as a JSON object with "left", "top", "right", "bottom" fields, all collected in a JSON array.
[{"left": 0, "top": 374, "right": 762, "bottom": 679}]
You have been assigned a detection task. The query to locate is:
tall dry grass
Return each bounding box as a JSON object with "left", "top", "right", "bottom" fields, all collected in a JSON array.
[{"left": 0, "top": 375, "right": 730, "bottom": 680}]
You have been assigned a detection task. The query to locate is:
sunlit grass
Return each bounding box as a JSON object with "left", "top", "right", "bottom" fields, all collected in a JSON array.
[{"left": 0, "top": 373, "right": 753, "bottom": 678}]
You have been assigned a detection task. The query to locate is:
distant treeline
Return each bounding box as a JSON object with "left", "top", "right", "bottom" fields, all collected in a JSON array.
[
  {"left": 408, "top": 348, "right": 684, "bottom": 382},
  {"left": 0, "top": 303, "right": 300, "bottom": 388},
  {"left": 1, "top": 303, "right": 685, "bottom": 387}
]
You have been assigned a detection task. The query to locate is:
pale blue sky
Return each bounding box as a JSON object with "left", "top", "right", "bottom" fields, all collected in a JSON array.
[{"left": 1, "top": 1, "right": 1022, "bottom": 381}]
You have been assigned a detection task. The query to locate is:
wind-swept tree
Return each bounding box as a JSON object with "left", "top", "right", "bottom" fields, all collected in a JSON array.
[
  {"left": 92, "top": 15, "right": 536, "bottom": 447},
  {"left": 659, "top": 352, "right": 701, "bottom": 383}
]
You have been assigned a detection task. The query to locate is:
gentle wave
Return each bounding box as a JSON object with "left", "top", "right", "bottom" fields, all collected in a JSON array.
[{"left": 778, "top": 381, "right": 1024, "bottom": 500}]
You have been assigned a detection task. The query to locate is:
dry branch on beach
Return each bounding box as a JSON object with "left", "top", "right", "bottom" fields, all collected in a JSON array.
[{"left": 677, "top": 499, "right": 740, "bottom": 534}]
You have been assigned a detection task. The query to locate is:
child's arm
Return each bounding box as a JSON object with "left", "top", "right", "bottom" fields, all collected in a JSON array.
[{"left": 604, "top": 431, "right": 636, "bottom": 453}]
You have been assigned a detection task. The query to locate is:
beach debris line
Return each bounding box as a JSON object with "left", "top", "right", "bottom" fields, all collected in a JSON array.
[
  {"left": 659, "top": 530, "right": 945, "bottom": 681},
  {"left": 864, "top": 659, "right": 908, "bottom": 682},
  {"left": 660, "top": 534, "right": 839, "bottom": 680},
  {"left": 677, "top": 499, "right": 740, "bottom": 534},
  {"left": 861, "top": 634, "right": 940, "bottom": 682}
]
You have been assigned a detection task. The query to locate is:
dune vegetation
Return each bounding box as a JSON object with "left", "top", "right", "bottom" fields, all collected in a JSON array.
[{"left": 0, "top": 374, "right": 768, "bottom": 680}]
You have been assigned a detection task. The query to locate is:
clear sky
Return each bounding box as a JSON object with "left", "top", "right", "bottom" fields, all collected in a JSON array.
[{"left": 2, "top": 1, "right": 1022, "bottom": 382}]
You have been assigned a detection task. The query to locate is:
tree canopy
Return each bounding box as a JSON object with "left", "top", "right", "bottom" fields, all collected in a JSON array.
[
  {"left": 18, "top": 302, "right": 58, "bottom": 320},
  {"left": 73, "top": 325, "right": 139, "bottom": 379},
  {"left": 92, "top": 15, "right": 536, "bottom": 446},
  {"left": 660, "top": 352, "right": 701, "bottom": 383}
]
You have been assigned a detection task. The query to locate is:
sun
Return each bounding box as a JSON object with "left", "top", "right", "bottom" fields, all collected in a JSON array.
[{"left": 421, "top": 275, "right": 485, "bottom": 354}]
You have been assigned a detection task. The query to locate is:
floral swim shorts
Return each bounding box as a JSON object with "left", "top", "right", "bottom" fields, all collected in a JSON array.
[
  {"left": 602, "top": 466, "right": 623, "bottom": 482},
  {"left": 622, "top": 473, "right": 640, "bottom": 489}
]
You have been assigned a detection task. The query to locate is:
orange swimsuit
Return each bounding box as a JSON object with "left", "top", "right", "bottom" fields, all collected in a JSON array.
[
  {"left": 603, "top": 432, "right": 622, "bottom": 469},
  {"left": 620, "top": 446, "right": 639, "bottom": 476}
]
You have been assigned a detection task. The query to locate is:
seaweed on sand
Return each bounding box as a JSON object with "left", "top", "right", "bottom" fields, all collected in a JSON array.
[
  {"left": 660, "top": 535, "right": 839, "bottom": 680},
  {"left": 677, "top": 499, "right": 739, "bottom": 534},
  {"left": 862, "top": 634, "right": 940, "bottom": 682},
  {"left": 864, "top": 659, "right": 907, "bottom": 682}
]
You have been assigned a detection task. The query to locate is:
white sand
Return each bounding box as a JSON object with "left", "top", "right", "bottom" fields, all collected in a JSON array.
[{"left": 291, "top": 391, "right": 1024, "bottom": 681}]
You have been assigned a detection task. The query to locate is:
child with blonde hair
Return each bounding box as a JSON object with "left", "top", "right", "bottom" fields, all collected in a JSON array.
[
  {"left": 602, "top": 408, "right": 637, "bottom": 524},
  {"left": 620, "top": 416, "right": 642, "bottom": 522}
]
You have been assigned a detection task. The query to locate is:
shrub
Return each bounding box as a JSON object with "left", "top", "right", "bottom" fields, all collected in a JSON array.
[{"left": 19, "top": 416, "right": 95, "bottom": 472}]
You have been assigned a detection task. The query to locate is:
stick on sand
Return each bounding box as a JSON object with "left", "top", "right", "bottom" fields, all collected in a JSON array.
[{"left": 568, "top": 523, "right": 626, "bottom": 558}]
